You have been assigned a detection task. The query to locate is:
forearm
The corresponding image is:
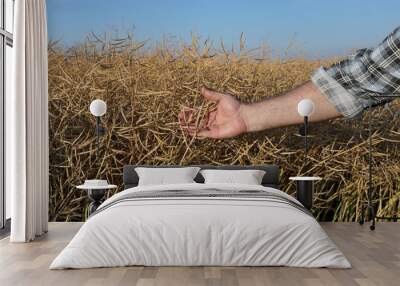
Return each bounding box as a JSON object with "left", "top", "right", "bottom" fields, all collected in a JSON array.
[{"left": 239, "top": 81, "right": 341, "bottom": 132}]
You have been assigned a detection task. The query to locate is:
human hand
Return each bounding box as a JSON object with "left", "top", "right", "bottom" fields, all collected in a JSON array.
[{"left": 178, "top": 87, "right": 248, "bottom": 139}]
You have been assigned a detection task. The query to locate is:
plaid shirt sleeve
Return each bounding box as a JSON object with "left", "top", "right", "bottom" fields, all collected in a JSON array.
[{"left": 311, "top": 26, "right": 400, "bottom": 118}]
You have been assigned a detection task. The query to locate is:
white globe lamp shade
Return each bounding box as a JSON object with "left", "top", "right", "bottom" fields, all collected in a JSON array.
[
  {"left": 89, "top": 99, "right": 107, "bottom": 117},
  {"left": 297, "top": 99, "right": 315, "bottom": 117}
]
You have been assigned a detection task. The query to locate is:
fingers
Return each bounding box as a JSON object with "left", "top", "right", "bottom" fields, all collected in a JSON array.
[
  {"left": 178, "top": 99, "right": 220, "bottom": 138},
  {"left": 181, "top": 122, "right": 207, "bottom": 133},
  {"left": 201, "top": 87, "right": 222, "bottom": 102},
  {"left": 180, "top": 119, "right": 214, "bottom": 138},
  {"left": 178, "top": 107, "right": 197, "bottom": 125},
  {"left": 181, "top": 120, "right": 220, "bottom": 139},
  {"left": 179, "top": 107, "right": 209, "bottom": 137},
  {"left": 178, "top": 112, "right": 188, "bottom": 125},
  {"left": 197, "top": 129, "right": 218, "bottom": 139}
]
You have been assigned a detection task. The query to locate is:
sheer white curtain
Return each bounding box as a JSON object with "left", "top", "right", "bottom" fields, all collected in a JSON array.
[{"left": 8, "top": 0, "right": 49, "bottom": 242}]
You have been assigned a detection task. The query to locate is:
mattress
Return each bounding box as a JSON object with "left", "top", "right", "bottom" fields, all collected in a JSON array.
[{"left": 50, "top": 183, "right": 351, "bottom": 269}]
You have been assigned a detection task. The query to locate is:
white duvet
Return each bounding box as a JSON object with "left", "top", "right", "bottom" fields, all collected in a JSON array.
[{"left": 50, "top": 183, "right": 351, "bottom": 269}]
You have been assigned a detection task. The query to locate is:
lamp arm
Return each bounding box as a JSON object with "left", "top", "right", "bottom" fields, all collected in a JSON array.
[
  {"left": 96, "top": 117, "right": 100, "bottom": 145},
  {"left": 95, "top": 116, "right": 106, "bottom": 166},
  {"left": 304, "top": 116, "right": 308, "bottom": 165},
  {"left": 95, "top": 116, "right": 101, "bottom": 178}
]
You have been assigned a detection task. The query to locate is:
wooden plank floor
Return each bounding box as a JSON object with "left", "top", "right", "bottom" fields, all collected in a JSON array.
[{"left": 0, "top": 222, "right": 399, "bottom": 286}]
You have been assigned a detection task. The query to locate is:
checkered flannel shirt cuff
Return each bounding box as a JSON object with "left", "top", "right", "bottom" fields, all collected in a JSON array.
[{"left": 311, "top": 67, "right": 364, "bottom": 118}]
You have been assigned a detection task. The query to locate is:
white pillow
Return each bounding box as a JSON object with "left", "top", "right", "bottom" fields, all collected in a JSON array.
[
  {"left": 200, "top": 169, "right": 266, "bottom": 185},
  {"left": 135, "top": 167, "right": 200, "bottom": 186}
]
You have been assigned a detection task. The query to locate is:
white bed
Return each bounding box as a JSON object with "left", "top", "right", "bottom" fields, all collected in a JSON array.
[{"left": 50, "top": 183, "right": 351, "bottom": 269}]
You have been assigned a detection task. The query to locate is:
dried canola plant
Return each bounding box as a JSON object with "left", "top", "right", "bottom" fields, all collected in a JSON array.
[{"left": 48, "top": 35, "right": 400, "bottom": 221}]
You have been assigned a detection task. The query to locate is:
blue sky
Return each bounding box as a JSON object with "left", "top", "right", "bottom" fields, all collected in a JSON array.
[{"left": 47, "top": 0, "right": 400, "bottom": 58}]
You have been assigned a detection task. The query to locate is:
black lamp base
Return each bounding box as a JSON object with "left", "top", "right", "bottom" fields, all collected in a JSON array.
[
  {"left": 296, "top": 180, "right": 314, "bottom": 210},
  {"left": 87, "top": 189, "right": 107, "bottom": 215}
]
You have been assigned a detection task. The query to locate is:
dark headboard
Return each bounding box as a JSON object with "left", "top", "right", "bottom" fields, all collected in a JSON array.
[{"left": 123, "top": 165, "right": 280, "bottom": 190}]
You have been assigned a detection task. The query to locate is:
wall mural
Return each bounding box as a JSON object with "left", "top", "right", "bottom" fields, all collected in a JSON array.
[{"left": 47, "top": 2, "right": 400, "bottom": 222}]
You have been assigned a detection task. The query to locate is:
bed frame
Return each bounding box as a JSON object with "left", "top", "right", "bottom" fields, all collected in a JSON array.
[{"left": 123, "top": 165, "right": 280, "bottom": 190}]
